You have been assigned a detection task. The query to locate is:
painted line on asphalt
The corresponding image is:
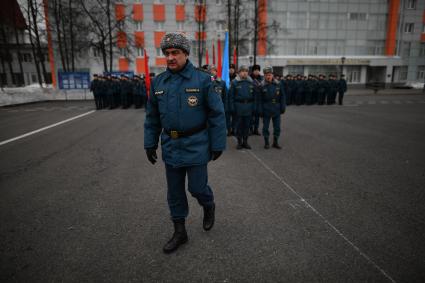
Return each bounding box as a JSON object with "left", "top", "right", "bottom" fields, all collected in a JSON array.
[
  {"left": 0, "top": 110, "right": 96, "bottom": 146},
  {"left": 246, "top": 149, "right": 396, "bottom": 283}
]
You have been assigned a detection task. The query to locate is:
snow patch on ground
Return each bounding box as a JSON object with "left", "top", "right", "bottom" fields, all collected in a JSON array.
[{"left": 0, "top": 85, "right": 93, "bottom": 106}]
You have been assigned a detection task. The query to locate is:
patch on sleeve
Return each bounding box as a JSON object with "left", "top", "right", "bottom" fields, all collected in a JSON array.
[
  {"left": 214, "top": 86, "right": 222, "bottom": 94},
  {"left": 154, "top": 90, "right": 164, "bottom": 96}
]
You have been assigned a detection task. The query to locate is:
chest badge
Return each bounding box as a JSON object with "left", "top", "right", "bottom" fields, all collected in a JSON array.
[{"left": 188, "top": 96, "right": 198, "bottom": 107}]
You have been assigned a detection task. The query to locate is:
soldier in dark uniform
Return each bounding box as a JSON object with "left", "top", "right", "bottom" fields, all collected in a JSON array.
[
  {"left": 327, "top": 74, "right": 338, "bottom": 105},
  {"left": 105, "top": 74, "right": 115, "bottom": 109},
  {"left": 295, "top": 74, "right": 305, "bottom": 106},
  {"left": 133, "top": 75, "right": 146, "bottom": 109},
  {"left": 229, "top": 65, "right": 257, "bottom": 149},
  {"left": 305, "top": 75, "right": 314, "bottom": 105},
  {"left": 317, "top": 74, "right": 329, "bottom": 105},
  {"left": 249, "top": 64, "right": 263, "bottom": 135},
  {"left": 337, "top": 74, "right": 347, "bottom": 105},
  {"left": 90, "top": 74, "right": 101, "bottom": 110},
  {"left": 120, "top": 74, "right": 132, "bottom": 109},
  {"left": 209, "top": 65, "right": 230, "bottom": 135},
  {"left": 284, "top": 75, "right": 293, "bottom": 105},
  {"left": 228, "top": 64, "right": 237, "bottom": 135},
  {"left": 311, "top": 75, "right": 319, "bottom": 104},
  {"left": 144, "top": 33, "right": 226, "bottom": 254},
  {"left": 258, "top": 67, "right": 286, "bottom": 149}
]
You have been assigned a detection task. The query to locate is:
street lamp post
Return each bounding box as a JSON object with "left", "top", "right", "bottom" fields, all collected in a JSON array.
[
  {"left": 340, "top": 56, "right": 346, "bottom": 78},
  {"left": 249, "top": 55, "right": 253, "bottom": 68}
]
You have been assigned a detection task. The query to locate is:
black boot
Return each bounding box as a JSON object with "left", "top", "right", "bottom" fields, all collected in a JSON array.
[
  {"left": 227, "top": 129, "right": 232, "bottom": 136},
  {"left": 243, "top": 137, "right": 251, "bottom": 149},
  {"left": 264, "top": 138, "right": 270, "bottom": 149},
  {"left": 272, "top": 137, "right": 282, "bottom": 149},
  {"left": 236, "top": 138, "right": 243, "bottom": 150},
  {"left": 203, "top": 203, "right": 215, "bottom": 231},
  {"left": 163, "top": 219, "right": 188, "bottom": 254},
  {"left": 253, "top": 129, "right": 261, "bottom": 136}
]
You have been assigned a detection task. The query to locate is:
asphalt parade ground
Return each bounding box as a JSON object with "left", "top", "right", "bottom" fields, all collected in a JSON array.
[{"left": 1, "top": 94, "right": 425, "bottom": 282}]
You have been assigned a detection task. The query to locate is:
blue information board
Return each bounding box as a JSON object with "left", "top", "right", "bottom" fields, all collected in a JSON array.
[{"left": 58, "top": 72, "right": 90, "bottom": 89}]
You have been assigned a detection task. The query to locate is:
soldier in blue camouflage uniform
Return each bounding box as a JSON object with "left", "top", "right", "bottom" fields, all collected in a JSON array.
[
  {"left": 229, "top": 65, "right": 257, "bottom": 150},
  {"left": 258, "top": 67, "right": 286, "bottom": 149},
  {"left": 144, "top": 33, "right": 226, "bottom": 254},
  {"left": 250, "top": 64, "right": 263, "bottom": 135}
]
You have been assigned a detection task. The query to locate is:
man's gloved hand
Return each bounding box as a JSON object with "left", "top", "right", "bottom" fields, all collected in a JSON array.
[
  {"left": 146, "top": 148, "right": 157, "bottom": 164},
  {"left": 281, "top": 109, "right": 286, "bottom": 114},
  {"left": 211, "top": 151, "right": 222, "bottom": 161}
]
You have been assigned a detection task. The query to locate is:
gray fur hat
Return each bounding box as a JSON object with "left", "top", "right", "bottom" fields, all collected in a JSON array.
[
  {"left": 160, "top": 32, "right": 190, "bottom": 55},
  {"left": 263, "top": 66, "right": 273, "bottom": 74},
  {"left": 238, "top": 65, "right": 249, "bottom": 72}
]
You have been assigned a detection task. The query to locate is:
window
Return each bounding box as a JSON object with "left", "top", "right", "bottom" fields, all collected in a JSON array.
[
  {"left": 176, "top": 0, "right": 184, "bottom": 3},
  {"left": 21, "top": 53, "right": 32, "bottom": 62},
  {"left": 137, "top": 48, "right": 144, "bottom": 57},
  {"left": 404, "top": 23, "right": 414, "bottom": 33},
  {"left": 405, "top": 0, "right": 416, "bottom": 9},
  {"left": 135, "top": 21, "right": 142, "bottom": 31},
  {"left": 402, "top": 41, "right": 411, "bottom": 58},
  {"left": 349, "top": 13, "right": 367, "bottom": 21},
  {"left": 177, "top": 22, "right": 184, "bottom": 31},
  {"left": 92, "top": 46, "right": 101, "bottom": 57},
  {"left": 120, "top": 48, "right": 128, "bottom": 57},
  {"left": 420, "top": 43, "right": 425, "bottom": 57},
  {"left": 216, "top": 0, "right": 222, "bottom": 5},
  {"left": 216, "top": 21, "right": 224, "bottom": 31},
  {"left": 287, "top": 65, "right": 304, "bottom": 76},
  {"left": 347, "top": 66, "right": 361, "bottom": 83},
  {"left": 155, "top": 21, "right": 164, "bottom": 30},
  {"left": 398, "top": 66, "right": 408, "bottom": 81},
  {"left": 156, "top": 47, "right": 163, "bottom": 57},
  {"left": 417, "top": 66, "right": 425, "bottom": 80}
]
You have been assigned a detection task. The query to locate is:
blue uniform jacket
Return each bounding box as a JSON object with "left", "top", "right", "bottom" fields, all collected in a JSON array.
[
  {"left": 133, "top": 80, "right": 146, "bottom": 97},
  {"left": 213, "top": 77, "right": 229, "bottom": 112},
  {"left": 144, "top": 61, "right": 226, "bottom": 168},
  {"left": 259, "top": 79, "right": 286, "bottom": 117},
  {"left": 229, "top": 76, "right": 257, "bottom": 116}
]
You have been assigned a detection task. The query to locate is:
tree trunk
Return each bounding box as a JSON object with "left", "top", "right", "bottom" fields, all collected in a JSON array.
[
  {"left": 13, "top": 26, "right": 24, "bottom": 86},
  {"left": 227, "top": 0, "right": 232, "bottom": 65},
  {"left": 0, "top": 25, "right": 15, "bottom": 85},
  {"left": 234, "top": 0, "right": 240, "bottom": 67},
  {"left": 27, "top": 0, "right": 42, "bottom": 86},
  {"left": 29, "top": 0, "right": 49, "bottom": 84},
  {"left": 53, "top": 0, "right": 66, "bottom": 71},
  {"left": 69, "top": 0, "right": 75, "bottom": 71},
  {"left": 253, "top": 0, "right": 258, "bottom": 66},
  {"left": 59, "top": 1, "right": 70, "bottom": 71},
  {"left": 106, "top": 0, "right": 112, "bottom": 72}
]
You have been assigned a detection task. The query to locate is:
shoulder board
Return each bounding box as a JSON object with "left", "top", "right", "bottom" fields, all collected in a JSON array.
[{"left": 196, "top": 68, "right": 211, "bottom": 75}]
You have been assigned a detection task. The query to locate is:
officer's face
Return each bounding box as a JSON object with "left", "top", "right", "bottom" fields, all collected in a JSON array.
[
  {"left": 239, "top": 70, "right": 248, "bottom": 79},
  {"left": 211, "top": 69, "right": 217, "bottom": 76},
  {"left": 253, "top": 69, "right": 260, "bottom": 76},
  {"left": 265, "top": 73, "right": 273, "bottom": 82},
  {"left": 164, "top": 48, "right": 188, "bottom": 72}
]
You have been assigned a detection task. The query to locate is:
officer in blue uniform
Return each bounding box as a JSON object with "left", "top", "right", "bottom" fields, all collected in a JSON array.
[
  {"left": 144, "top": 33, "right": 226, "bottom": 254},
  {"left": 209, "top": 65, "right": 230, "bottom": 134},
  {"left": 250, "top": 64, "right": 263, "bottom": 135},
  {"left": 229, "top": 65, "right": 257, "bottom": 149},
  {"left": 258, "top": 67, "right": 286, "bottom": 149}
]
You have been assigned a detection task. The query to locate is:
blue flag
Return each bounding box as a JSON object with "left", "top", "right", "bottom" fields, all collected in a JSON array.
[{"left": 221, "top": 31, "right": 230, "bottom": 89}]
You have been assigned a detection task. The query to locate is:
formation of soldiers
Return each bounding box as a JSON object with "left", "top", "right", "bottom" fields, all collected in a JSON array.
[
  {"left": 284, "top": 73, "right": 347, "bottom": 106},
  {"left": 89, "top": 74, "right": 147, "bottom": 110},
  {"left": 203, "top": 63, "right": 348, "bottom": 150}
]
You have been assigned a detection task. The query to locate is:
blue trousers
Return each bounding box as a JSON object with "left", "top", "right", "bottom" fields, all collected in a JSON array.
[
  {"left": 225, "top": 112, "right": 232, "bottom": 131},
  {"left": 237, "top": 115, "right": 252, "bottom": 138},
  {"left": 262, "top": 115, "right": 281, "bottom": 138},
  {"left": 250, "top": 114, "right": 260, "bottom": 131},
  {"left": 165, "top": 164, "right": 214, "bottom": 220}
]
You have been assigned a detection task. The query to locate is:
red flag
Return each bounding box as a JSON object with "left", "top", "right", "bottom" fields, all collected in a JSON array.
[
  {"left": 212, "top": 43, "right": 216, "bottom": 65},
  {"left": 144, "top": 48, "right": 151, "bottom": 98},
  {"left": 233, "top": 46, "right": 237, "bottom": 66},
  {"left": 205, "top": 48, "right": 209, "bottom": 65},
  {"left": 217, "top": 40, "right": 222, "bottom": 78}
]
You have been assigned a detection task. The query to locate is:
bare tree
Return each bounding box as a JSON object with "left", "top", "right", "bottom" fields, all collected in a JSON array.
[{"left": 196, "top": 0, "right": 206, "bottom": 67}]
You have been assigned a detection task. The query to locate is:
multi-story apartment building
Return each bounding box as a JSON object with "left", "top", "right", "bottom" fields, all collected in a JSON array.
[
  {"left": 85, "top": 0, "right": 424, "bottom": 86},
  {"left": 2, "top": 0, "right": 424, "bottom": 87}
]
